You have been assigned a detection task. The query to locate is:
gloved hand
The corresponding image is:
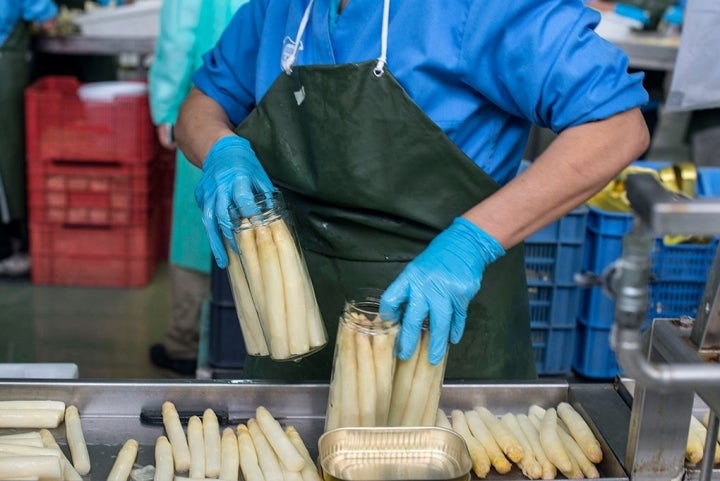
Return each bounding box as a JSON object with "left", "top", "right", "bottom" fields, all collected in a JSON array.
[
  {"left": 195, "top": 135, "right": 274, "bottom": 268},
  {"left": 379, "top": 217, "right": 505, "bottom": 365}
]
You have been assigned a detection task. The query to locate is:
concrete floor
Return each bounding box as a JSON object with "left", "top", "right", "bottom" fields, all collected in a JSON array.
[{"left": 0, "top": 262, "right": 184, "bottom": 379}]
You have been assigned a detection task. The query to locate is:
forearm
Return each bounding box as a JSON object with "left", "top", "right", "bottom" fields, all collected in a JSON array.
[
  {"left": 464, "top": 107, "right": 650, "bottom": 249},
  {"left": 175, "top": 88, "right": 236, "bottom": 167}
]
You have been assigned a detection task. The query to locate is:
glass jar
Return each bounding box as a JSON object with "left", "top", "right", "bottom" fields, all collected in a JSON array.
[
  {"left": 229, "top": 191, "right": 327, "bottom": 361},
  {"left": 386, "top": 325, "right": 448, "bottom": 427},
  {"left": 325, "top": 289, "right": 399, "bottom": 431}
]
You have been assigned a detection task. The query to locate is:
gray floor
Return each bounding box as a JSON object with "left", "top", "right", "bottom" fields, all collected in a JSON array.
[{"left": 0, "top": 262, "right": 184, "bottom": 379}]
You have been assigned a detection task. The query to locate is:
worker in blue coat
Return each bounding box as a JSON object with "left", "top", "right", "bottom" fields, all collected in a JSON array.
[
  {"left": 176, "top": 0, "right": 650, "bottom": 380},
  {"left": 0, "top": 0, "right": 57, "bottom": 277},
  {"left": 147, "top": 0, "right": 247, "bottom": 375}
]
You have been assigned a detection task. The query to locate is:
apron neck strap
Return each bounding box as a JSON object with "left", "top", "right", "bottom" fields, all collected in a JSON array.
[{"left": 281, "top": 0, "right": 391, "bottom": 76}]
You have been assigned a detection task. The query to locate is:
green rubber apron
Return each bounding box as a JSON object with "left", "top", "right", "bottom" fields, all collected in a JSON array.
[
  {"left": 0, "top": 22, "right": 31, "bottom": 222},
  {"left": 236, "top": 0, "right": 535, "bottom": 381}
]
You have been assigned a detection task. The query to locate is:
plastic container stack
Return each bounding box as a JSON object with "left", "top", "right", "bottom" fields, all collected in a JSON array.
[
  {"left": 24, "top": 76, "right": 166, "bottom": 287},
  {"left": 573, "top": 163, "right": 719, "bottom": 379}
]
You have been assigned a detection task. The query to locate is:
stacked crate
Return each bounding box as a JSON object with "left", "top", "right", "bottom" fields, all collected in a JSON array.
[
  {"left": 573, "top": 163, "right": 720, "bottom": 379},
  {"left": 24, "top": 76, "right": 162, "bottom": 288}
]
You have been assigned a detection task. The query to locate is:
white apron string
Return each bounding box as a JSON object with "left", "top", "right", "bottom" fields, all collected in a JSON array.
[{"left": 281, "top": 0, "right": 391, "bottom": 76}]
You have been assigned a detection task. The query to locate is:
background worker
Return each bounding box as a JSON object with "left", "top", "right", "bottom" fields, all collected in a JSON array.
[
  {"left": 0, "top": 0, "right": 58, "bottom": 278},
  {"left": 176, "top": 0, "right": 650, "bottom": 381},
  {"left": 147, "top": 0, "right": 247, "bottom": 375}
]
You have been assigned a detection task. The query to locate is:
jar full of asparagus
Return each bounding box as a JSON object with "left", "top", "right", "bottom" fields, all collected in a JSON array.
[
  {"left": 325, "top": 289, "right": 399, "bottom": 431},
  {"left": 229, "top": 191, "right": 327, "bottom": 361}
]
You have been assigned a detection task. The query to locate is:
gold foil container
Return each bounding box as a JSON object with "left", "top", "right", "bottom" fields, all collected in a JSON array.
[{"left": 318, "top": 427, "right": 472, "bottom": 481}]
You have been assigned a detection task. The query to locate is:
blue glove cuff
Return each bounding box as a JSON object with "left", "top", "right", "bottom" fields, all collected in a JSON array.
[
  {"left": 451, "top": 217, "right": 506, "bottom": 264},
  {"left": 204, "top": 135, "right": 253, "bottom": 171}
]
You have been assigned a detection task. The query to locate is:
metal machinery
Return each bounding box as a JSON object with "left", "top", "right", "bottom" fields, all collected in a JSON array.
[{"left": 606, "top": 173, "right": 720, "bottom": 481}]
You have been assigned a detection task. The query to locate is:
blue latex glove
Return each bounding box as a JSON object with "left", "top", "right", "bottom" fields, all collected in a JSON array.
[
  {"left": 194, "top": 135, "right": 274, "bottom": 268},
  {"left": 379, "top": 217, "right": 505, "bottom": 364}
]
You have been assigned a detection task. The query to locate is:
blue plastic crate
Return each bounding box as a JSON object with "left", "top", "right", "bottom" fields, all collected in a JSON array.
[
  {"left": 531, "top": 325, "right": 576, "bottom": 376},
  {"left": 527, "top": 284, "right": 582, "bottom": 328},
  {"left": 572, "top": 317, "right": 619, "bottom": 379},
  {"left": 208, "top": 300, "right": 247, "bottom": 369},
  {"left": 581, "top": 206, "right": 718, "bottom": 327},
  {"left": 698, "top": 167, "right": 720, "bottom": 197}
]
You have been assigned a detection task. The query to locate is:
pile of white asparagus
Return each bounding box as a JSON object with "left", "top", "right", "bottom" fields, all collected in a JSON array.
[
  {"left": 325, "top": 315, "right": 445, "bottom": 431},
  {"left": 0, "top": 401, "right": 88, "bottom": 481},
  {"left": 686, "top": 412, "right": 720, "bottom": 466},
  {"left": 158, "top": 402, "right": 321, "bottom": 481},
  {"left": 228, "top": 218, "right": 327, "bottom": 360},
  {"left": 437, "top": 402, "right": 604, "bottom": 479},
  {"left": 0, "top": 400, "right": 321, "bottom": 481}
]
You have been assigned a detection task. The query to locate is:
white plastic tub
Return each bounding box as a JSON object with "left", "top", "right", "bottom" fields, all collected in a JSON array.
[{"left": 73, "top": 0, "right": 161, "bottom": 38}]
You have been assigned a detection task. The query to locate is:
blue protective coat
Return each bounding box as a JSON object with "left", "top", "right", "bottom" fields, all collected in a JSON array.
[
  {"left": 148, "top": 0, "right": 247, "bottom": 273},
  {"left": 0, "top": 0, "right": 57, "bottom": 46},
  {"left": 194, "top": 0, "right": 648, "bottom": 186}
]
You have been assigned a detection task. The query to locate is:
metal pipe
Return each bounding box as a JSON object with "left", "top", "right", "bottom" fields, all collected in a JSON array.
[
  {"left": 614, "top": 327, "right": 720, "bottom": 388},
  {"left": 699, "top": 411, "right": 719, "bottom": 481}
]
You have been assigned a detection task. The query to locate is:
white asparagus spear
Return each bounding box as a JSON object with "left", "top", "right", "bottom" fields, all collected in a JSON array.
[
  {"left": 401, "top": 333, "right": 437, "bottom": 426},
  {"left": 557, "top": 402, "right": 603, "bottom": 464},
  {"left": 538, "top": 408, "right": 573, "bottom": 474},
  {"left": 285, "top": 426, "right": 323, "bottom": 481},
  {"left": 187, "top": 416, "right": 205, "bottom": 479},
  {"left": 387, "top": 334, "right": 421, "bottom": 426},
  {"left": 528, "top": 413, "right": 583, "bottom": 479},
  {"left": 256, "top": 406, "right": 305, "bottom": 472},
  {"left": 225, "top": 241, "right": 270, "bottom": 356},
  {"left": 435, "top": 408, "right": 452, "bottom": 430},
  {"left": 219, "top": 428, "right": 239, "bottom": 481},
  {"left": 297, "top": 258, "right": 325, "bottom": 349},
  {"left": 556, "top": 427, "right": 600, "bottom": 478},
  {"left": 475, "top": 406, "right": 524, "bottom": 464},
  {"left": 0, "top": 409, "right": 64, "bottom": 429},
  {"left": 238, "top": 225, "right": 267, "bottom": 322},
  {"left": 202, "top": 409, "right": 221, "bottom": 478},
  {"left": 39, "top": 429, "right": 82, "bottom": 481},
  {"left": 0, "top": 432, "right": 43, "bottom": 446},
  {"left": 372, "top": 326, "right": 396, "bottom": 425},
  {"left": 420, "top": 357, "right": 446, "bottom": 427},
  {"left": 236, "top": 424, "right": 265, "bottom": 481},
  {"left": 162, "top": 401, "right": 191, "bottom": 473},
  {"left": 271, "top": 220, "right": 310, "bottom": 355},
  {"left": 0, "top": 401, "right": 65, "bottom": 411},
  {"left": 106, "top": 439, "right": 138, "bottom": 481},
  {"left": 0, "top": 443, "right": 60, "bottom": 457},
  {"left": 694, "top": 414, "right": 720, "bottom": 464},
  {"left": 501, "top": 413, "right": 543, "bottom": 479},
  {"left": 464, "top": 409, "right": 512, "bottom": 474},
  {"left": 255, "top": 225, "right": 291, "bottom": 359},
  {"left": 338, "top": 323, "right": 360, "bottom": 427},
  {"left": 516, "top": 414, "right": 557, "bottom": 480},
  {"left": 247, "top": 418, "right": 284, "bottom": 481},
  {"left": 450, "top": 410, "right": 491, "bottom": 478},
  {"left": 0, "top": 455, "right": 62, "bottom": 480},
  {"left": 65, "top": 405, "right": 90, "bottom": 475},
  {"left": 154, "top": 435, "right": 174, "bottom": 481},
  {"left": 355, "top": 331, "right": 378, "bottom": 426}
]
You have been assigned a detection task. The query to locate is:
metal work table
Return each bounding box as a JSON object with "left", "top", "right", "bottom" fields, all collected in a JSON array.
[
  {"left": 33, "top": 35, "right": 155, "bottom": 56},
  {"left": 612, "top": 32, "right": 680, "bottom": 72}
]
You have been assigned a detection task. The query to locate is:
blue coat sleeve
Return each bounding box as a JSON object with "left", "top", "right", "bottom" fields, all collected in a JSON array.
[
  {"left": 148, "top": 0, "right": 203, "bottom": 125},
  {"left": 459, "top": 0, "right": 648, "bottom": 133},
  {"left": 21, "top": 0, "right": 58, "bottom": 23}
]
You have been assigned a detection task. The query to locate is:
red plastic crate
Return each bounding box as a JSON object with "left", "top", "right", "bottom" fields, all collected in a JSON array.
[
  {"left": 29, "top": 215, "right": 158, "bottom": 288},
  {"left": 25, "top": 76, "right": 157, "bottom": 163},
  {"left": 27, "top": 159, "right": 159, "bottom": 226}
]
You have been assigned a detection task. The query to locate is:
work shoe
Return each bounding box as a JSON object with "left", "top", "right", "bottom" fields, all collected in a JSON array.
[
  {"left": 0, "top": 252, "right": 30, "bottom": 278},
  {"left": 149, "top": 344, "right": 197, "bottom": 376}
]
